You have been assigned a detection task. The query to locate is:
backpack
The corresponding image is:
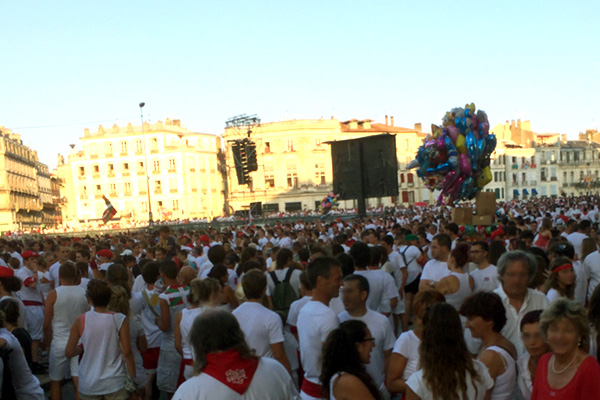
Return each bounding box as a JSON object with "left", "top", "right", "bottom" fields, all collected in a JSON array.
[
  {"left": 400, "top": 245, "right": 420, "bottom": 268},
  {"left": 269, "top": 268, "right": 298, "bottom": 321}
]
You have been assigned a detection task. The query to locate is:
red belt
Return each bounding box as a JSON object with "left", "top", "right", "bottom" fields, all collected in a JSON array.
[
  {"left": 22, "top": 300, "right": 43, "bottom": 306},
  {"left": 182, "top": 358, "right": 193, "bottom": 366},
  {"left": 301, "top": 378, "right": 323, "bottom": 398}
]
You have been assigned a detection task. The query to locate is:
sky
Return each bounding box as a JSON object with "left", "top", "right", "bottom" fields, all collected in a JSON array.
[{"left": 1, "top": 0, "right": 598, "bottom": 169}]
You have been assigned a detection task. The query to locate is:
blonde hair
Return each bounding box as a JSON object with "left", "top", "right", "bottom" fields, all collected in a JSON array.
[
  {"left": 189, "top": 278, "right": 221, "bottom": 307},
  {"left": 540, "top": 298, "right": 589, "bottom": 351},
  {"left": 107, "top": 285, "right": 131, "bottom": 317}
]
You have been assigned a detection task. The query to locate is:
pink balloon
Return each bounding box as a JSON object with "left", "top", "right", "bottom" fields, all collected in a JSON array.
[
  {"left": 447, "top": 125, "right": 460, "bottom": 143},
  {"left": 459, "top": 153, "right": 472, "bottom": 176}
]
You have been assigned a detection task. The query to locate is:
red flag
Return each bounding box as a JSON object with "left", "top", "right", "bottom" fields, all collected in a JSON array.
[{"left": 101, "top": 195, "right": 117, "bottom": 224}]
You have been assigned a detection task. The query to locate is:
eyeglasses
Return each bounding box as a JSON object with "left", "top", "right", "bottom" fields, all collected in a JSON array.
[{"left": 361, "top": 337, "right": 375, "bottom": 344}]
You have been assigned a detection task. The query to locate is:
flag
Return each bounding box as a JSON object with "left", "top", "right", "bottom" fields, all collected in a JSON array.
[{"left": 101, "top": 195, "right": 118, "bottom": 224}]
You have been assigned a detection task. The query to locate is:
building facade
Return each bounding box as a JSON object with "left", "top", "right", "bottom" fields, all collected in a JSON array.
[
  {"left": 58, "top": 118, "right": 222, "bottom": 227},
  {"left": 0, "top": 127, "right": 58, "bottom": 232},
  {"left": 223, "top": 117, "right": 427, "bottom": 213}
]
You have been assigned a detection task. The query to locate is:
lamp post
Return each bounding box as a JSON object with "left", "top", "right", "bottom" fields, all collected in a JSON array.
[{"left": 140, "top": 102, "right": 153, "bottom": 226}]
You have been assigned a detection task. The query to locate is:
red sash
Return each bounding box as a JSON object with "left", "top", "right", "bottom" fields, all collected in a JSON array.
[
  {"left": 301, "top": 378, "right": 324, "bottom": 398},
  {"left": 203, "top": 349, "right": 259, "bottom": 395},
  {"left": 22, "top": 300, "right": 43, "bottom": 306}
]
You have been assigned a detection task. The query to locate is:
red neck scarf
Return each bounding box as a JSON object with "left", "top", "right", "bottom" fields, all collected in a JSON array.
[{"left": 203, "top": 349, "right": 259, "bottom": 395}]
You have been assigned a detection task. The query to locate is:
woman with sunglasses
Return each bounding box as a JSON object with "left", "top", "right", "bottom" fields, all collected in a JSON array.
[{"left": 320, "top": 320, "right": 381, "bottom": 400}]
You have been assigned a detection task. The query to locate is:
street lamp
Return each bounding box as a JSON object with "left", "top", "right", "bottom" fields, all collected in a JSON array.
[{"left": 140, "top": 102, "right": 153, "bottom": 226}]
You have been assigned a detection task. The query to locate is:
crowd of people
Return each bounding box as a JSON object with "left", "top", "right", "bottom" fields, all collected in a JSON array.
[{"left": 1, "top": 195, "right": 600, "bottom": 399}]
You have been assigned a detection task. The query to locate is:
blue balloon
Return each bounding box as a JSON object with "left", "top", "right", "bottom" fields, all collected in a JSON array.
[{"left": 466, "top": 131, "right": 478, "bottom": 170}]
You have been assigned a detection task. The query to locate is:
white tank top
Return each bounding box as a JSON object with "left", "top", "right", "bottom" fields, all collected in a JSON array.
[
  {"left": 180, "top": 307, "right": 205, "bottom": 360},
  {"left": 78, "top": 310, "right": 127, "bottom": 396},
  {"left": 486, "top": 345, "right": 517, "bottom": 400},
  {"left": 445, "top": 272, "right": 473, "bottom": 310},
  {"left": 52, "top": 285, "right": 89, "bottom": 344},
  {"left": 330, "top": 371, "right": 344, "bottom": 400}
]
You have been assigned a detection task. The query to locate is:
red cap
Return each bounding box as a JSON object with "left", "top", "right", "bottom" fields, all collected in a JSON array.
[
  {"left": 237, "top": 232, "right": 246, "bottom": 237},
  {"left": 199, "top": 235, "right": 210, "bottom": 244},
  {"left": 0, "top": 266, "right": 14, "bottom": 278},
  {"left": 22, "top": 250, "right": 40, "bottom": 259},
  {"left": 97, "top": 249, "right": 114, "bottom": 258}
]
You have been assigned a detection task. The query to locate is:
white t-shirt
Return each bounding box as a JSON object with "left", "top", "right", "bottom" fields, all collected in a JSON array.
[
  {"left": 585, "top": 250, "right": 600, "bottom": 301},
  {"left": 338, "top": 309, "right": 395, "bottom": 394},
  {"left": 392, "top": 330, "right": 421, "bottom": 380},
  {"left": 180, "top": 307, "right": 206, "bottom": 360},
  {"left": 354, "top": 270, "right": 399, "bottom": 313},
  {"left": 406, "top": 359, "right": 493, "bottom": 400},
  {"left": 0, "top": 328, "right": 45, "bottom": 399},
  {"left": 421, "top": 259, "right": 449, "bottom": 283},
  {"left": 48, "top": 260, "right": 61, "bottom": 287},
  {"left": 573, "top": 260, "right": 589, "bottom": 306},
  {"left": 297, "top": 301, "right": 339, "bottom": 386},
  {"left": 567, "top": 231, "right": 588, "bottom": 259},
  {"left": 287, "top": 296, "right": 311, "bottom": 328},
  {"left": 233, "top": 302, "right": 284, "bottom": 359},
  {"left": 546, "top": 288, "right": 561, "bottom": 303},
  {"left": 398, "top": 245, "right": 422, "bottom": 285},
  {"left": 470, "top": 265, "right": 499, "bottom": 293},
  {"left": 173, "top": 357, "right": 300, "bottom": 400},
  {"left": 15, "top": 267, "right": 43, "bottom": 303}
]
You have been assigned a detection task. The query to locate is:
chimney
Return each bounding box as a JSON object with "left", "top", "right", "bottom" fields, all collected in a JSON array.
[
  {"left": 385, "top": 115, "right": 388, "bottom": 125},
  {"left": 414, "top": 123, "right": 422, "bottom": 132},
  {"left": 173, "top": 119, "right": 181, "bottom": 127},
  {"left": 84, "top": 128, "right": 90, "bottom": 137},
  {"left": 390, "top": 116, "right": 394, "bottom": 127}
]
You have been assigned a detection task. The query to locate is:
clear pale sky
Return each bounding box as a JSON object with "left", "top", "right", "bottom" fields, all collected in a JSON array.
[{"left": 1, "top": 0, "right": 598, "bottom": 169}]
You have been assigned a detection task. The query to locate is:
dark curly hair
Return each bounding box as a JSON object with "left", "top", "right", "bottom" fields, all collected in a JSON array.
[
  {"left": 459, "top": 291, "right": 507, "bottom": 332},
  {"left": 320, "top": 320, "right": 381, "bottom": 400}
]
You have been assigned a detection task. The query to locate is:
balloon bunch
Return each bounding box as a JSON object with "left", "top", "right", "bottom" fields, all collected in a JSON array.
[
  {"left": 319, "top": 192, "right": 340, "bottom": 215},
  {"left": 407, "top": 103, "right": 497, "bottom": 205}
]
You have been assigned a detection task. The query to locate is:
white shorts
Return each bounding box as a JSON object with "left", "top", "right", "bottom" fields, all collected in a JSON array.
[
  {"left": 156, "top": 344, "right": 181, "bottom": 393},
  {"left": 49, "top": 343, "right": 79, "bottom": 381},
  {"left": 393, "top": 296, "right": 405, "bottom": 315},
  {"left": 24, "top": 305, "right": 44, "bottom": 340}
]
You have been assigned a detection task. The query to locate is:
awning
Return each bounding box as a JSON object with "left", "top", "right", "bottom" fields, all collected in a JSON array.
[
  {"left": 523, "top": 189, "right": 529, "bottom": 195},
  {"left": 513, "top": 190, "right": 520, "bottom": 196},
  {"left": 532, "top": 188, "right": 538, "bottom": 195}
]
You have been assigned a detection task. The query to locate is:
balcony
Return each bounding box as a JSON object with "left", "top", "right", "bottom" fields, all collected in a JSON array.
[
  {"left": 78, "top": 175, "right": 85, "bottom": 180},
  {"left": 562, "top": 183, "right": 569, "bottom": 187},
  {"left": 190, "top": 168, "right": 196, "bottom": 172},
  {"left": 154, "top": 189, "right": 162, "bottom": 194},
  {"left": 107, "top": 172, "right": 115, "bottom": 178},
  {"left": 105, "top": 153, "right": 113, "bottom": 158},
  {"left": 168, "top": 169, "right": 176, "bottom": 173},
  {"left": 170, "top": 189, "right": 178, "bottom": 193},
  {"left": 94, "top": 194, "right": 103, "bottom": 199},
  {"left": 139, "top": 190, "right": 147, "bottom": 195},
  {"left": 124, "top": 191, "right": 132, "bottom": 197},
  {"left": 551, "top": 177, "right": 558, "bottom": 181},
  {"left": 92, "top": 173, "right": 100, "bottom": 179},
  {"left": 122, "top": 172, "right": 130, "bottom": 177},
  {"left": 137, "top": 171, "right": 145, "bottom": 176},
  {"left": 120, "top": 152, "right": 127, "bottom": 157},
  {"left": 530, "top": 180, "right": 537, "bottom": 185},
  {"left": 512, "top": 164, "right": 519, "bottom": 169},
  {"left": 407, "top": 182, "right": 414, "bottom": 187}
]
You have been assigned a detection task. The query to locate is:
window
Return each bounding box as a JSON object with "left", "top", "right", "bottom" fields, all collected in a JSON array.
[
  {"left": 108, "top": 163, "right": 114, "bottom": 173},
  {"left": 124, "top": 182, "right": 131, "bottom": 194},
  {"left": 93, "top": 165, "right": 100, "bottom": 173},
  {"left": 110, "top": 183, "right": 116, "bottom": 194},
  {"left": 265, "top": 142, "right": 271, "bottom": 153},
  {"left": 286, "top": 164, "right": 298, "bottom": 188},
  {"left": 96, "top": 184, "right": 101, "bottom": 193},
  {"left": 120, "top": 141, "right": 127, "bottom": 154},
  {"left": 314, "top": 163, "right": 326, "bottom": 185},
  {"left": 400, "top": 174, "right": 405, "bottom": 183},
  {"left": 168, "top": 158, "right": 176, "bottom": 171},
  {"left": 89, "top": 143, "right": 98, "bottom": 155},
  {"left": 105, "top": 142, "right": 113, "bottom": 155},
  {"left": 407, "top": 174, "right": 414, "bottom": 184},
  {"left": 122, "top": 162, "right": 129, "bottom": 171},
  {"left": 172, "top": 200, "right": 179, "bottom": 211},
  {"left": 315, "top": 138, "right": 322, "bottom": 146},
  {"left": 80, "top": 185, "right": 88, "bottom": 200},
  {"left": 286, "top": 140, "right": 294, "bottom": 152},
  {"left": 169, "top": 177, "right": 178, "bottom": 193},
  {"left": 141, "top": 201, "right": 148, "bottom": 212},
  {"left": 570, "top": 171, "right": 574, "bottom": 182},
  {"left": 151, "top": 138, "right": 158, "bottom": 152},
  {"left": 138, "top": 178, "right": 146, "bottom": 194},
  {"left": 137, "top": 161, "right": 144, "bottom": 172},
  {"left": 79, "top": 166, "right": 85, "bottom": 176},
  {"left": 135, "top": 139, "right": 143, "bottom": 153},
  {"left": 153, "top": 160, "right": 160, "bottom": 172},
  {"left": 264, "top": 165, "right": 275, "bottom": 188},
  {"left": 155, "top": 180, "right": 162, "bottom": 192}
]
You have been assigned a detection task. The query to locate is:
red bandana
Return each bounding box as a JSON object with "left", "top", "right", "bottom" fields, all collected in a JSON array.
[{"left": 203, "top": 349, "right": 259, "bottom": 395}]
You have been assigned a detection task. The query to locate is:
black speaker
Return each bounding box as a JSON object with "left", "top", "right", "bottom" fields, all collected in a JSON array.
[
  {"left": 330, "top": 134, "right": 398, "bottom": 200},
  {"left": 249, "top": 201, "right": 262, "bottom": 216}
]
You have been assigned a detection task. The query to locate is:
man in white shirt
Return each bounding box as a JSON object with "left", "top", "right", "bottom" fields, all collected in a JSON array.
[
  {"left": 380, "top": 236, "right": 407, "bottom": 332},
  {"left": 233, "top": 270, "right": 292, "bottom": 374},
  {"left": 566, "top": 221, "right": 590, "bottom": 259},
  {"left": 493, "top": 251, "right": 549, "bottom": 358},
  {"left": 297, "top": 257, "right": 343, "bottom": 400},
  {"left": 419, "top": 234, "right": 451, "bottom": 291},
  {"left": 338, "top": 274, "right": 395, "bottom": 399},
  {"left": 469, "top": 241, "right": 499, "bottom": 292},
  {"left": 48, "top": 244, "right": 69, "bottom": 290}
]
